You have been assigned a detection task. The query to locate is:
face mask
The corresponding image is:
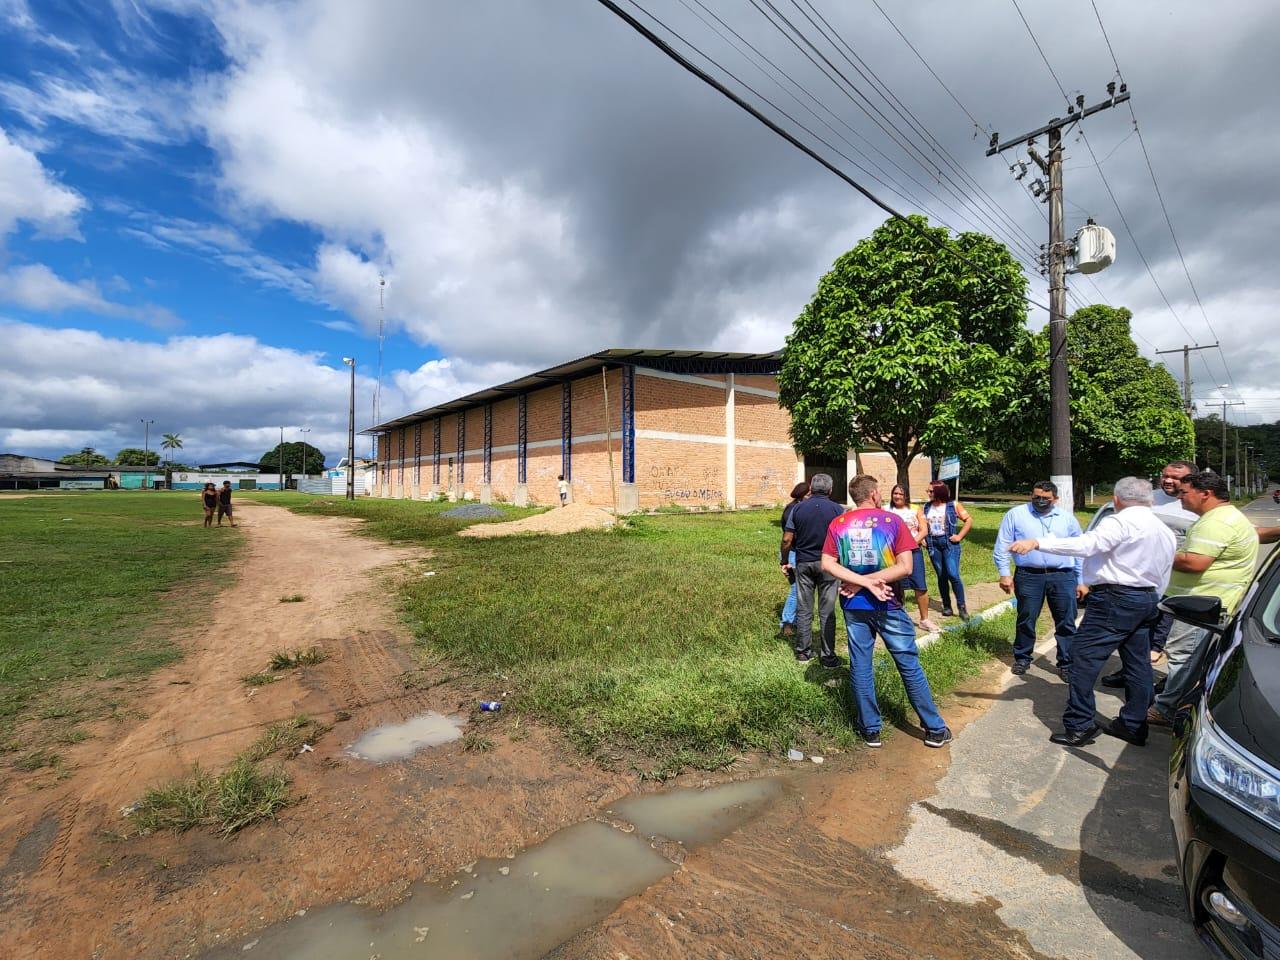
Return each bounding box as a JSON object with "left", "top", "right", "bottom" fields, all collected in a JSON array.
[{"left": 1031, "top": 496, "right": 1053, "bottom": 512}]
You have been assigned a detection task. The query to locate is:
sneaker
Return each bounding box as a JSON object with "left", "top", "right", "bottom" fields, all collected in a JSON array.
[
  {"left": 924, "top": 727, "right": 954, "bottom": 748},
  {"left": 861, "top": 729, "right": 882, "bottom": 748},
  {"left": 941, "top": 607, "right": 955, "bottom": 618},
  {"left": 958, "top": 606, "right": 970, "bottom": 622},
  {"left": 1146, "top": 706, "right": 1171, "bottom": 727},
  {"left": 794, "top": 651, "right": 813, "bottom": 663},
  {"left": 1011, "top": 660, "right": 1030, "bottom": 676}
]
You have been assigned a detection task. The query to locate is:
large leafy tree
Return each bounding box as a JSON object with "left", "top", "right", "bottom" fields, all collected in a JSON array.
[
  {"left": 779, "top": 215, "right": 1032, "bottom": 493},
  {"left": 1005, "top": 304, "right": 1194, "bottom": 501},
  {"left": 258, "top": 442, "right": 326, "bottom": 476},
  {"left": 58, "top": 447, "right": 110, "bottom": 466},
  {"left": 113, "top": 448, "right": 161, "bottom": 466}
]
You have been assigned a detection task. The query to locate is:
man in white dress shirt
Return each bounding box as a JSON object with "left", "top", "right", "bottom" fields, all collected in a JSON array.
[{"left": 1010, "top": 477, "right": 1176, "bottom": 748}]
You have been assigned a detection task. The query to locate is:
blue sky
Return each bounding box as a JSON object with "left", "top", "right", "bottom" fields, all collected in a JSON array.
[{"left": 3, "top": 0, "right": 1278, "bottom": 465}]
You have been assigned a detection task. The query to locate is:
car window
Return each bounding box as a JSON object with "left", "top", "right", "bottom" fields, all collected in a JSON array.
[
  {"left": 1248, "top": 552, "right": 1280, "bottom": 639},
  {"left": 1085, "top": 502, "right": 1114, "bottom": 533}
]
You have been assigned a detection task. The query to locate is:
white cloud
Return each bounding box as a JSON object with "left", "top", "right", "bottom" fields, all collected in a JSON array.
[
  {"left": 0, "top": 263, "right": 181, "bottom": 330},
  {"left": 0, "top": 321, "right": 521, "bottom": 464},
  {"left": 0, "top": 68, "right": 191, "bottom": 143},
  {"left": 0, "top": 126, "right": 84, "bottom": 237}
]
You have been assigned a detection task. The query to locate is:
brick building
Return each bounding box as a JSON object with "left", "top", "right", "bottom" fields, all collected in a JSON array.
[{"left": 363, "top": 349, "right": 932, "bottom": 511}]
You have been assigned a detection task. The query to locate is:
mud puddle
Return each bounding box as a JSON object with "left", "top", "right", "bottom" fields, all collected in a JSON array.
[
  {"left": 207, "top": 778, "right": 782, "bottom": 959},
  {"left": 346, "top": 711, "right": 465, "bottom": 762}
]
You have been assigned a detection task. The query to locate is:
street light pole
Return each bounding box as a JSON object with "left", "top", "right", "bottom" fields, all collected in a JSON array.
[
  {"left": 343, "top": 358, "right": 356, "bottom": 501},
  {"left": 299, "top": 427, "right": 311, "bottom": 479},
  {"left": 140, "top": 419, "right": 154, "bottom": 491}
]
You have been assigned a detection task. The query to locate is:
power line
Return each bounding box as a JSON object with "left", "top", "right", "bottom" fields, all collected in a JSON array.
[
  {"left": 1088, "top": 0, "right": 1239, "bottom": 395},
  {"left": 596, "top": 0, "right": 1050, "bottom": 312}
]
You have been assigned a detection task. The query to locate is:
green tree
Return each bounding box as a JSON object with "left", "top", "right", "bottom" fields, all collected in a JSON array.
[
  {"left": 58, "top": 447, "right": 111, "bottom": 466},
  {"left": 113, "top": 448, "right": 161, "bottom": 466},
  {"left": 1005, "top": 305, "right": 1194, "bottom": 503},
  {"left": 258, "top": 442, "right": 326, "bottom": 476},
  {"left": 160, "top": 432, "right": 183, "bottom": 467},
  {"left": 778, "top": 215, "right": 1032, "bottom": 493}
]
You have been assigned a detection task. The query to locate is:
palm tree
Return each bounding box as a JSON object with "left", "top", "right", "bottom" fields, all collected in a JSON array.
[{"left": 160, "top": 433, "right": 183, "bottom": 468}]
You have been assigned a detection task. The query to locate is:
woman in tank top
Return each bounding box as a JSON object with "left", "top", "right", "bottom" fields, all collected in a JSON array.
[
  {"left": 889, "top": 485, "right": 938, "bottom": 633},
  {"left": 778, "top": 481, "right": 810, "bottom": 636},
  {"left": 200, "top": 482, "right": 217, "bottom": 528}
]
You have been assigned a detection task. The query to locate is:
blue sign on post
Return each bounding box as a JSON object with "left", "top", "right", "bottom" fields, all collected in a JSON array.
[{"left": 938, "top": 456, "right": 961, "bottom": 481}]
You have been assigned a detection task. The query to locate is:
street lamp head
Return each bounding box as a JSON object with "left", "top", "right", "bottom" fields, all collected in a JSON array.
[{"left": 342, "top": 357, "right": 355, "bottom": 366}]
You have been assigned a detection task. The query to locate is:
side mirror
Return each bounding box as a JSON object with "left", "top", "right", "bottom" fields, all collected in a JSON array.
[{"left": 1160, "top": 595, "right": 1224, "bottom": 634}]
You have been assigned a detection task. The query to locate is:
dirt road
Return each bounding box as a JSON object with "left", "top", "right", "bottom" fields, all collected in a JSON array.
[{"left": 0, "top": 501, "right": 632, "bottom": 959}]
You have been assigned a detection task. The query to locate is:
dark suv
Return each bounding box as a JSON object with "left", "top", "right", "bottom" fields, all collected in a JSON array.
[{"left": 1165, "top": 555, "right": 1280, "bottom": 958}]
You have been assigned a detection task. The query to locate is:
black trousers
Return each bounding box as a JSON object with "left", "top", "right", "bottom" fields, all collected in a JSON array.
[
  {"left": 793, "top": 559, "right": 837, "bottom": 661},
  {"left": 1064, "top": 585, "right": 1160, "bottom": 733}
]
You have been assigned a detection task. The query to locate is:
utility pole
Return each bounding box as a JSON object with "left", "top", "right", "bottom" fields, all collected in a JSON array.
[
  {"left": 140, "top": 418, "right": 153, "bottom": 491},
  {"left": 988, "top": 83, "right": 1130, "bottom": 507},
  {"left": 1154, "top": 343, "right": 1218, "bottom": 417},
  {"left": 343, "top": 358, "right": 356, "bottom": 501},
  {"left": 279, "top": 426, "right": 286, "bottom": 492},
  {"left": 300, "top": 427, "right": 311, "bottom": 478}
]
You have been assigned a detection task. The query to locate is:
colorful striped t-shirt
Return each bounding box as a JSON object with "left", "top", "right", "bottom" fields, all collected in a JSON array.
[{"left": 822, "top": 508, "right": 917, "bottom": 611}]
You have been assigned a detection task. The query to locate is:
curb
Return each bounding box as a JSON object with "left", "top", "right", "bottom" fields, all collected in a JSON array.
[{"left": 917, "top": 597, "right": 1016, "bottom": 650}]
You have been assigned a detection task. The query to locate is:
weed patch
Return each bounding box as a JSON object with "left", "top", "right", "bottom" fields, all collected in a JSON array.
[
  {"left": 268, "top": 646, "right": 328, "bottom": 671},
  {"left": 240, "top": 672, "right": 279, "bottom": 687},
  {"left": 278, "top": 594, "right": 305, "bottom": 603},
  {"left": 132, "top": 759, "right": 291, "bottom": 836}
]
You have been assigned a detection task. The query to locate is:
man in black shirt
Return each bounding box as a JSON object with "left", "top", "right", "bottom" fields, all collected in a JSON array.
[
  {"left": 781, "top": 473, "right": 845, "bottom": 665},
  {"left": 217, "top": 480, "right": 236, "bottom": 527}
]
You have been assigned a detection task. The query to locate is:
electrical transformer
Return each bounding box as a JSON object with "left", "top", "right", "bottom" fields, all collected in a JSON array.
[{"left": 1073, "top": 222, "right": 1116, "bottom": 274}]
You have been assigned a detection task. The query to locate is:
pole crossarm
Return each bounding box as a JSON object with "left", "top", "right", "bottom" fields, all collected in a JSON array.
[{"left": 986, "top": 90, "right": 1131, "bottom": 156}]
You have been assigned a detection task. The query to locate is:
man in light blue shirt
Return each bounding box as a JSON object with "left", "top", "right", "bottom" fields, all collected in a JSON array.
[{"left": 993, "top": 481, "right": 1084, "bottom": 678}]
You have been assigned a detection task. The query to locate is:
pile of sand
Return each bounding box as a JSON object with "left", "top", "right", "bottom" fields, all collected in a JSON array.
[{"left": 459, "top": 501, "right": 617, "bottom": 538}]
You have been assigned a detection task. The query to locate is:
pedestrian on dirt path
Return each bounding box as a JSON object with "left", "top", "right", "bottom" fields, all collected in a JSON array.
[
  {"left": 923, "top": 480, "right": 972, "bottom": 620},
  {"left": 1009, "top": 477, "right": 1175, "bottom": 747},
  {"left": 887, "top": 484, "right": 939, "bottom": 633},
  {"left": 217, "top": 480, "right": 236, "bottom": 527},
  {"left": 1148, "top": 470, "right": 1257, "bottom": 726},
  {"left": 201, "top": 482, "right": 217, "bottom": 528},
  {"left": 1101, "top": 459, "right": 1197, "bottom": 690},
  {"left": 823, "top": 474, "right": 953, "bottom": 749},
  {"left": 993, "top": 481, "right": 1084, "bottom": 680},
  {"left": 780, "top": 473, "right": 843, "bottom": 665},
  {"left": 557, "top": 475, "right": 569, "bottom": 507},
  {"left": 778, "top": 481, "right": 810, "bottom": 638}
]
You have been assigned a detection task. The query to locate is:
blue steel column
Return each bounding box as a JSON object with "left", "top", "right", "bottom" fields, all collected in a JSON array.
[
  {"left": 432, "top": 419, "right": 441, "bottom": 485},
  {"left": 483, "top": 404, "right": 493, "bottom": 484},
  {"left": 457, "top": 415, "right": 466, "bottom": 485},
  {"left": 517, "top": 395, "right": 528, "bottom": 484},
  {"left": 621, "top": 364, "right": 636, "bottom": 484},
  {"left": 561, "top": 381, "right": 572, "bottom": 481}
]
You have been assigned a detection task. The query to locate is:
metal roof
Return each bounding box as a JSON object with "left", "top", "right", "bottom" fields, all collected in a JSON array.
[{"left": 362, "top": 348, "right": 782, "bottom": 435}]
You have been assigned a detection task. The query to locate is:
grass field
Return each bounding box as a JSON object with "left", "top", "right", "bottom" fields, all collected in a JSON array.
[
  {"left": 0, "top": 492, "right": 239, "bottom": 753},
  {"left": 281, "top": 494, "right": 1017, "bottom": 774}
]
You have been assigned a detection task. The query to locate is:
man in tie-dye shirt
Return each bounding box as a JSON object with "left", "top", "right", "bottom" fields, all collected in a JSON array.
[{"left": 822, "top": 474, "right": 952, "bottom": 749}]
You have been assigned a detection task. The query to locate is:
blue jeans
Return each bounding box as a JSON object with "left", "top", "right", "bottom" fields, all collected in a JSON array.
[
  {"left": 926, "top": 536, "right": 967, "bottom": 610},
  {"left": 844, "top": 607, "right": 947, "bottom": 735},
  {"left": 1064, "top": 585, "right": 1160, "bottom": 733},
  {"left": 1013, "top": 569, "right": 1078, "bottom": 666},
  {"left": 780, "top": 550, "right": 798, "bottom": 626}
]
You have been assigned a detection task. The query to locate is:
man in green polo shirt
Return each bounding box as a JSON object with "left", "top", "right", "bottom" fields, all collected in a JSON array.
[{"left": 1149, "top": 470, "right": 1257, "bottom": 724}]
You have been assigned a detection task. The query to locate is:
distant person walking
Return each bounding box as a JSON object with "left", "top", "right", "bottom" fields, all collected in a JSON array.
[
  {"left": 993, "top": 481, "right": 1084, "bottom": 679},
  {"left": 780, "top": 473, "right": 844, "bottom": 665},
  {"left": 1150, "top": 470, "right": 1257, "bottom": 726},
  {"left": 823, "top": 474, "right": 952, "bottom": 748},
  {"left": 201, "top": 482, "right": 217, "bottom": 528},
  {"left": 887, "top": 484, "right": 939, "bottom": 633},
  {"left": 778, "top": 481, "right": 810, "bottom": 638},
  {"left": 217, "top": 480, "right": 236, "bottom": 527},
  {"left": 557, "top": 475, "right": 569, "bottom": 507},
  {"left": 923, "top": 480, "right": 972, "bottom": 620},
  {"left": 1009, "top": 477, "right": 1175, "bottom": 747}
]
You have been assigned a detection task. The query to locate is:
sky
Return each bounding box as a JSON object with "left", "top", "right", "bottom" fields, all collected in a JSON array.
[{"left": 1, "top": 0, "right": 1277, "bottom": 467}]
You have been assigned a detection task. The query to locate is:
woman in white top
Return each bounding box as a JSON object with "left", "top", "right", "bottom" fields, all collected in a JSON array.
[{"left": 889, "top": 484, "right": 939, "bottom": 633}]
